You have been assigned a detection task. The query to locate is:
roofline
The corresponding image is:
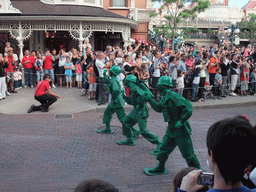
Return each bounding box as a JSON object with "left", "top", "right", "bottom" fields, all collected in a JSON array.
[{"left": 0, "top": 15, "right": 138, "bottom": 29}]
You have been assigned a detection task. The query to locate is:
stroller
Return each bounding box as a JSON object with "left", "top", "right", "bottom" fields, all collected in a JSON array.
[{"left": 203, "top": 82, "right": 214, "bottom": 100}]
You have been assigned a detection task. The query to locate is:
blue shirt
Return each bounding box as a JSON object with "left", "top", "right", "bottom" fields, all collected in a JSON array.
[{"left": 177, "top": 60, "right": 187, "bottom": 72}]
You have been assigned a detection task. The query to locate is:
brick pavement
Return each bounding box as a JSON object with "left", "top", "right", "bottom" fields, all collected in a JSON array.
[{"left": 1, "top": 105, "right": 256, "bottom": 192}]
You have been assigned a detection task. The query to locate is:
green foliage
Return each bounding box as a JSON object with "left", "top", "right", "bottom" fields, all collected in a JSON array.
[
  {"left": 151, "top": 0, "right": 210, "bottom": 49},
  {"left": 237, "top": 13, "right": 256, "bottom": 43}
]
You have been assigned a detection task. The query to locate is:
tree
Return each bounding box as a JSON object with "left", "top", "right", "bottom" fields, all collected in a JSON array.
[
  {"left": 237, "top": 13, "right": 256, "bottom": 45},
  {"left": 151, "top": 0, "right": 210, "bottom": 50}
]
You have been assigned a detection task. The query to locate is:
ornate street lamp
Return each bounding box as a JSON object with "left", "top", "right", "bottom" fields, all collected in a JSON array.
[
  {"left": 220, "top": 36, "right": 225, "bottom": 48},
  {"left": 226, "top": 21, "right": 240, "bottom": 50}
]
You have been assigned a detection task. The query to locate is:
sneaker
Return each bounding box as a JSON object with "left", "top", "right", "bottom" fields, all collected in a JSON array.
[
  {"left": 27, "top": 104, "right": 35, "bottom": 113},
  {"left": 19, "top": 87, "right": 23, "bottom": 89},
  {"left": 16, "top": 87, "right": 19, "bottom": 90},
  {"left": 31, "top": 85, "right": 34, "bottom": 88},
  {"left": 24, "top": 85, "right": 27, "bottom": 88},
  {"left": 10, "top": 90, "right": 17, "bottom": 93},
  {"left": 52, "top": 84, "right": 56, "bottom": 88},
  {"left": 6, "top": 92, "right": 11, "bottom": 96},
  {"left": 230, "top": 92, "right": 237, "bottom": 96}
]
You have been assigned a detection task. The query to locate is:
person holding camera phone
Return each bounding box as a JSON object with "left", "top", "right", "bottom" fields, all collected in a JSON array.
[{"left": 177, "top": 115, "right": 256, "bottom": 192}]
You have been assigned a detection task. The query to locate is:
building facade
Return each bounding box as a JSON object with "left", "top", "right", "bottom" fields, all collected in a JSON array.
[{"left": 0, "top": 0, "right": 153, "bottom": 60}]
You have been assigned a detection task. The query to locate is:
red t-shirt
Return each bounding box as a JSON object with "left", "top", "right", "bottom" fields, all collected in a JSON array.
[
  {"left": 35, "top": 80, "right": 50, "bottom": 97},
  {"left": 241, "top": 69, "right": 250, "bottom": 81},
  {"left": 44, "top": 55, "right": 53, "bottom": 70},
  {"left": 21, "top": 55, "right": 35, "bottom": 69},
  {"left": 6, "top": 56, "right": 14, "bottom": 72}
]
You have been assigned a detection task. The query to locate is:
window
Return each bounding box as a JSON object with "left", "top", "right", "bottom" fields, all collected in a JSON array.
[
  {"left": 84, "top": 0, "right": 95, "bottom": 3},
  {"left": 112, "top": 0, "right": 126, "bottom": 7}
]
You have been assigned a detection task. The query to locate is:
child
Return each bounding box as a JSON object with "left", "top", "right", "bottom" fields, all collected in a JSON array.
[
  {"left": 75, "top": 54, "right": 83, "bottom": 89},
  {"left": 250, "top": 67, "right": 256, "bottom": 94},
  {"left": 176, "top": 70, "right": 184, "bottom": 96},
  {"left": 241, "top": 63, "right": 250, "bottom": 96},
  {"left": 186, "top": 55, "right": 195, "bottom": 69},
  {"left": 139, "top": 61, "right": 150, "bottom": 87},
  {"left": 191, "top": 68, "right": 201, "bottom": 102},
  {"left": 35, "top": 53, "right": 44, "bottom": 84},
  {"left": 4, "top": 42, "right": 11, "bottom": 56},
  {"left": 64, "top": 57, "right": 73, "bottom": 88},
  {"left": 87, "top": 62, "right": 97, "bottom": 100},
  {"left": 13, "top": 68, "right": 22, "bottom": 89},
  {"left": 213, "top": 68, "right": 222, "bottom": 99}
]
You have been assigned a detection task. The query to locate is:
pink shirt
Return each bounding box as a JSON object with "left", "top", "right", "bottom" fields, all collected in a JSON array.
[
  {"left": 244, "top": 48, "right": 251, "bottom": 57},
  {"left": 75, "top": 63, "right": 82, "bottom": 74}
]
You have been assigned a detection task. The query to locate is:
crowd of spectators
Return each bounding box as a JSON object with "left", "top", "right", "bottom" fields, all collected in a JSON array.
[{"left": 1, "top": 38, "right": 256, "bottom": 104}]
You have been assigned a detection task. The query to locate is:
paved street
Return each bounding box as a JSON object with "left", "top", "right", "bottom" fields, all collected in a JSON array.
[{"left": 1, "top": 88, "right": 256, "bottom": 192}]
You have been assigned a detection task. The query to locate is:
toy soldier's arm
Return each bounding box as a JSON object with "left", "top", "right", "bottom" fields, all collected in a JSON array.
[{"left": 148, "top": 97, "right": 163, "bottom": 112}]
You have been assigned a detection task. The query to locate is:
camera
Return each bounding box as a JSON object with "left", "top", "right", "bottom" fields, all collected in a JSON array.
[{"left": 198, "top": 172, "right": 214, "bottom": 186}]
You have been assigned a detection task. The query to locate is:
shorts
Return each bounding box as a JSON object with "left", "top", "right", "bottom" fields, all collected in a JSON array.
[
  {"left": 76, "top": 73, "right": 82, "bottom": 81},
  {"left": 241, "top": 81, "right": 248, "bottom": 91},
  {"left": 66, "top": 76, "right": 72, "bottom": 82},
  {"left": 89, "top": 83, "right": 97, "bottom": 92},
  {"left": 7, "top": 72, "right": 14, "bottom": 83},
  {"left": 58, "top": 66, "right": 65, "bottom": 75}
]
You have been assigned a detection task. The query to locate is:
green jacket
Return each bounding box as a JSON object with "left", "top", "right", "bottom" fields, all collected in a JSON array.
[
  {"left": 124, "top": 84, "right": 149, "bottom": 120},
  {"left": 104, "top": 74, "right": 125, "bottom": 108},
  {"left": 149, "top": 89, "right": 192, "bottom": 137}
]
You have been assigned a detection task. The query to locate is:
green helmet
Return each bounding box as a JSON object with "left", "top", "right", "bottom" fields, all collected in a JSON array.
[
  {"left": 109, "top": 66, "right": 121, "bottom": 76},
  {"left": 125, "top": 75, "right": 137, "bottom": 83},
  {"left": 157, "top": 76, "right": 173, "bottom": 87}
]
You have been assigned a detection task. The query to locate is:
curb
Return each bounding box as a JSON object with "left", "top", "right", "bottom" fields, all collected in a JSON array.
[{"left": 78, "top": 98, "right": 256, "bottom": 114}]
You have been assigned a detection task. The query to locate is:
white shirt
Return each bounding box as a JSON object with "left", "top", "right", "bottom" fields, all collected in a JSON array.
[
  {"left": 176, "top": 75, "right": 184, "bottom": 89},
  {"left": 153, "top": 58, "right": 161, "bottom": 77},
  {"left": 58, "top": 53, "right": 67, "bottom": 67},
  {"left": 96, "top": 59, "right": 105, "bottom": 78}
]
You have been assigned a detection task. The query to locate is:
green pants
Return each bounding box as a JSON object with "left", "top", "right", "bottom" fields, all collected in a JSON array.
[
  {"left": 123, "top": 116, "right": 161, "bottom": 145},
  {"left": 157, "top": 132, "right": 201, "bottom": 169},
  {"left": 103, "top": 105, "right": 126, "bottom": 125},
  {"left": 103, "top": 105, "right": 133, "bottom": 138}
]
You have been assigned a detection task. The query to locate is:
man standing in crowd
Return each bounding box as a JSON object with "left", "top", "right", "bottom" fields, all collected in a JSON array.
[
  {"left": 21, "top": 50, "right": 35, "bottom": 88},
  {"left": 57, "top": 48, "right": 69, "bottom": 88},
  {"left": 152, "top": 50, "right": 162, "bottom": 100},
  {"left": 27, "top": 74, "right": 60, "bottom": 113},
  {"left": 5, "top": 48, "right": 18, "bottom": 93},
  {"left": 43, "top": 48, "right": 56, "bottom": 88},
  {"left": 95, "top": 51, "right": 108, "bottom": 105}
]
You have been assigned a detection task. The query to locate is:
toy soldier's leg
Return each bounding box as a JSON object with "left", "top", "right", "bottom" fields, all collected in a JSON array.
[
  {"left": 116, "top": 107, "right": 140, "bottom": 140},
  {"left": 144, "top": 133, "right": 176, "bottom": 176},
  {"left": 117, "top": 116, "right": 136, "bottom": 146},
  {"left": 137, "top": 118, "right": 162, "bottom": 154},
  {"left": 97, "top": 105, "right": 115, "bottom": 134},
  {"left": 177, "top": 134, "right": 201, "bottom": 169}
]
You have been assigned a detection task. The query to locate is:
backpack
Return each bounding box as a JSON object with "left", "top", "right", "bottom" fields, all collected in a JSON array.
[{"left": 93, "top": 60, "right": 99, "bottom": 77}]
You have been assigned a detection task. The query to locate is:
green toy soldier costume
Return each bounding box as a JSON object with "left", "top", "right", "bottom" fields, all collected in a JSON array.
[
  {"left": 97, "top": 67, "right": 140, "bottom": 143},
  {"left": 117, "top": 75, "right": 162, "bottom": 154},
  {"left": 144, "top": 76, "right": 201, "bottom": 176}
]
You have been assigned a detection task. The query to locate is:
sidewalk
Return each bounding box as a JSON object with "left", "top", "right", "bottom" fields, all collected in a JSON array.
[{"left": 0, "top": 87, "right": 256, "bottom": 115}]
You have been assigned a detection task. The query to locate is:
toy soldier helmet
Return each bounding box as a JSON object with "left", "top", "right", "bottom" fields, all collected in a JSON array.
[
  {"left": 157, "top": 76, "right": 173, "bottom": 87},
  {"left": 125, "top": 75, "right": 137, "bottom": 83},
  {"left": 109, "top": 66, "right": 121, "bottom": 76}
]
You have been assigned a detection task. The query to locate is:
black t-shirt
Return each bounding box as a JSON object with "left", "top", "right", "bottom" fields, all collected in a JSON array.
[{"left": 219, "top": 62, "right": 230, "bottom": 76}]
